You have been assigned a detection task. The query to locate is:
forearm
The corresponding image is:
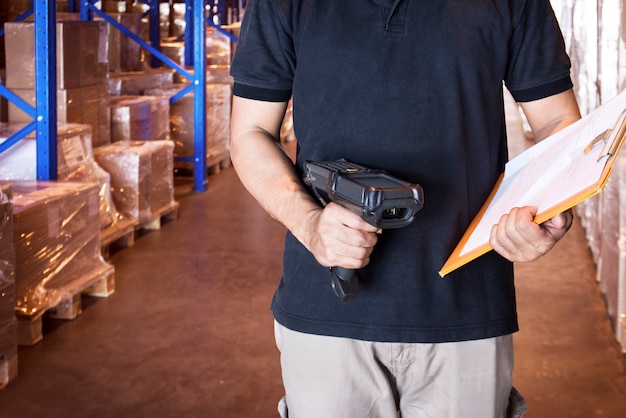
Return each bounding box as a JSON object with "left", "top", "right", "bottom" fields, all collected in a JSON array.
[{"left": 230, "top": 129, "right": 321, "bottom": 245}]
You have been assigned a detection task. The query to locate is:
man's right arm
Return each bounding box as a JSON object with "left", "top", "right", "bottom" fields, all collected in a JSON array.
[{"left": 230, "top": 96, "right": 380, "bottom": 270}]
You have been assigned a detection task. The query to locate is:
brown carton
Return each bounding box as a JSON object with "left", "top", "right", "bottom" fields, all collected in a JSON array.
[{"left": 4, "top": 21, "right": 109, "bottom": 90}]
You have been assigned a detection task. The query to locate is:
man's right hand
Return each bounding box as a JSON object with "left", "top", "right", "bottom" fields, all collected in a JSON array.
[{"left": 302, "top": 202, "right": 381, "bottom": 270}]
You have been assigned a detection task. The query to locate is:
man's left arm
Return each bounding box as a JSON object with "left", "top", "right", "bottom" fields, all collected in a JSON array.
[{"left": 490, "top": 88, "right": 582, "bottom": 262}]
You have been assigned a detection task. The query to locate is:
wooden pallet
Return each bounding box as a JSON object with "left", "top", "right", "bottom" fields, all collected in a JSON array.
[
  {"left": 16, "top": 266, "right": 115, "bottom": 346},
  {"left": 206, "top": 150, "right": 232, "bottom": 176},
  {"left": 137, "top": 202, "right": 180, "bottom": 232},
  {"left": 174, "top": 150, "right": 232, "bottom": 177},
  {"left": 100, "top": 217, "right": 137, "bottom": 259}
]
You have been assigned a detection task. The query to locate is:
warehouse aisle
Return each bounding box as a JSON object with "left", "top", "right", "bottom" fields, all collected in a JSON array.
[{"left": 1, "top": 112, "right": 626, "bottom": 417}]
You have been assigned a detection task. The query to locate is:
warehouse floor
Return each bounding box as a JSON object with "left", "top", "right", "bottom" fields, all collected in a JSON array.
[{"left": 1, "top": 99, "right": 626, "bottom": 417}]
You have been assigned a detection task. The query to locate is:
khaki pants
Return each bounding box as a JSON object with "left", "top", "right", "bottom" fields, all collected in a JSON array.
[{"left": 274, "top": 321, "right": 526, "bottom": 418}]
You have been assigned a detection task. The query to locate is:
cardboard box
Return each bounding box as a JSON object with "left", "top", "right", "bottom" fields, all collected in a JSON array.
[
  {"left": 103, "top": 13, "right": 143, "bottom": 72},
  {"left": 4, "top": 21, "right": 109, "bottom": 90},
  {"left": 110, "top": 95, "right": 169, "bottom": 142}
]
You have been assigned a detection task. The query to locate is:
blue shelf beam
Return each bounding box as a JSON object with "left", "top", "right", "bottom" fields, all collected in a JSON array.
[
  {"left": 0, "top": 122, "right": 36, "bottom": 154},
  {"left": 34, "top": 0, "right": 58, "bottom": 180}
]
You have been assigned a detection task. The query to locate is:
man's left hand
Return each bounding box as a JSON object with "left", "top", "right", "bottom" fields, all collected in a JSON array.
[{"left": 489, "top": 207, "right": 574, "bottom": 263}]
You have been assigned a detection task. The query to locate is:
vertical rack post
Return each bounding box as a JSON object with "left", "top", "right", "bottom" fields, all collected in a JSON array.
[
  {"left": 184, "top": 0, "right": 194, "bottom": 66},
  {"left": 149, "top": 0, "right": 161, "bottom": 68},
  {"left": 34, "top": 0, "right": 57, "bottom": 180},
  {"left": 193, "top": 0, "right": 208, "bottom": 191}
]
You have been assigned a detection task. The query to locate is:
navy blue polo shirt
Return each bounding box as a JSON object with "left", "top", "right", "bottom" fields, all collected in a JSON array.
[{"left": 231, "top": 0, "right": 573, "bottom": 343}]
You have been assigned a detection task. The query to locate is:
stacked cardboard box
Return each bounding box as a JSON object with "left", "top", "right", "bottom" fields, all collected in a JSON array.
[
  {"left": 11, "top": 181, "right": 114, "bottom": 317},
  {"left": 146, "top": 83, "right": 231, "bottom": 169},
  {"left": 94, "top": 140, "right": 175, "bottom": 225},
  {"left": 0, "top": 183, "right": 18, "bottom": 390},
  {"left": 100, "top": 12, "right": 143, "bottom": 72},
  {"left": 4, "top": 20, "right": 112, "bottom": 147},
  {"left": 110, "top": 95, "right": 170, "bottom": 142}
]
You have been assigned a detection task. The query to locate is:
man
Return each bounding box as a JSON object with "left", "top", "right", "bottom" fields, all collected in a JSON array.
[{"left": 229, "top": 1, "right": 581, "bottom": 417}]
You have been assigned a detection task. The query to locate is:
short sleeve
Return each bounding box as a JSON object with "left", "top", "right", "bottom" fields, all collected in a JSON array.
[
  {"left": 504, "top": 0, "right": 573, "bottom": 102},
  {"left": 230, "top": 0, "right": 295, "bottom": 102}
]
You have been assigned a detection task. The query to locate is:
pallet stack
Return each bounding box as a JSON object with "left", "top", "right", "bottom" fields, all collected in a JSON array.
[{"left": 0, "top": 0, "right": 240, "bottom": 389}]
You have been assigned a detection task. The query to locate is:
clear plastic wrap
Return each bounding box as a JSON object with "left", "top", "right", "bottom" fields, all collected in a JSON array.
[
  {"left": 10, "top": 181, "right": 114, "bottom": 317},
  {"left": 145, "top": 83, "right": 231, "bottom": 168},
  {"left": 142, "top": 140, "right": 176, "bottom": 215},
  {"left": 93, "top": 140, "right": 176, "bottom": 224},
  {"left": 110, "top": 95, "right": 170, "bottom": 142},
  {"left": 0, "top": 123, "right": 125, "bottom": 232}
]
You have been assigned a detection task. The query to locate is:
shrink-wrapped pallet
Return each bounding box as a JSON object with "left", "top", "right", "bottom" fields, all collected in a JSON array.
[
  {"left": 93, "top": 141, "right": 152, "bottom": 224},
  {"left": 11, "top": 181, "right": 114, "bottom": 317},
  {"left": 110, "top": 95, "right": 170, "bottom": 142},
  {"left": 145, "top": 83, "right": 231, "bottom": 168},
  {"left": 94, "top": 140, "right": 176, "bottom": 224},
  {"left": 0, "top": 123, "right": 125, "bottom": 232}
]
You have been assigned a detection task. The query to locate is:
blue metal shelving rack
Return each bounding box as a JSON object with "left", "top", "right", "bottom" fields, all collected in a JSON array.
[
  {"left": 0, "top": 0, "right": 222, "bottom": 192},
  {"left": 0, "top": 0, "right": 58, "bottom": 180}
]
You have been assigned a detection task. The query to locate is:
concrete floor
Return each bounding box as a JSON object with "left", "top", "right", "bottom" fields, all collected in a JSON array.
[{"left": 1, "top": 106, "right": 626, "bottom": 417}]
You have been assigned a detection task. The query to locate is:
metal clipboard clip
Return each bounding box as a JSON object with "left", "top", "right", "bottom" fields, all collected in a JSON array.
[{"left": 584, "top": 110, "right": 626, "bottom": 163}]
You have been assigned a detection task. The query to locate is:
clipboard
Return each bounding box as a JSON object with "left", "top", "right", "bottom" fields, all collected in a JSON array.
[{"left": 439, "top": 91, "right": 626, "bottom": 277}]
